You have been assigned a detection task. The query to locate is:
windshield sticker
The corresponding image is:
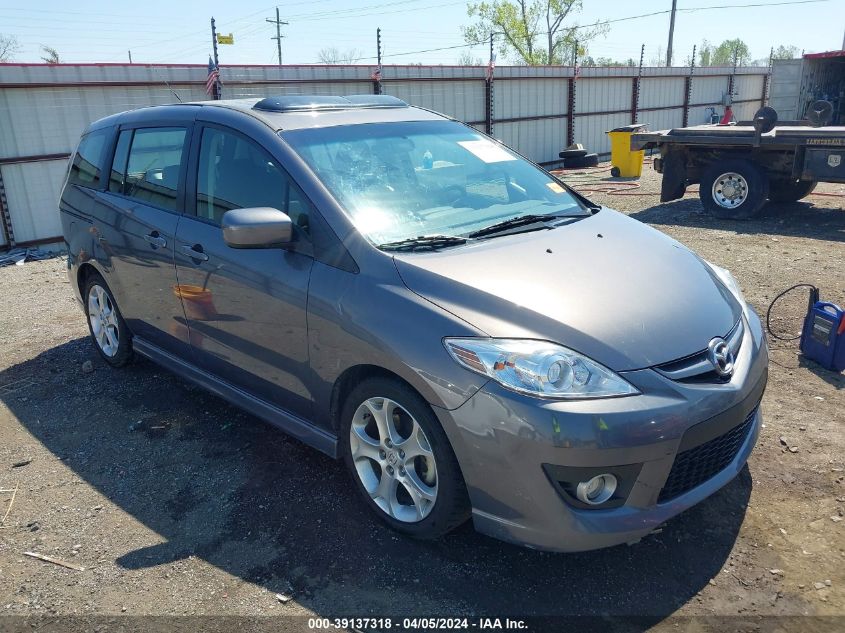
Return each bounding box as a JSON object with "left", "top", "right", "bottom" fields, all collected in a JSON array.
[
  {"left": 457, "top": 140, "right": 517, "bottom": 163},
  {"left": 546, "top": 182, "right": 565, "bottom": 193}
]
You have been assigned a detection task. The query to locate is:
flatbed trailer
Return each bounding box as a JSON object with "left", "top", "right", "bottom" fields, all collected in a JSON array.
[{"left": 631, "top": 120, "right": 845, "bottom": 219}]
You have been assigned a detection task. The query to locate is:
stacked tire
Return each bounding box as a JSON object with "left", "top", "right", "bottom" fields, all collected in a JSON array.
[{"left": 559, "top": 144, "right": 599, "bottom": 169}]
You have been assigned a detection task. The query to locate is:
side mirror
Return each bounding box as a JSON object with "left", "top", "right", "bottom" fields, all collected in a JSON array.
[{"left": 222, "top": 207, "right": 293, "bottom": 249}]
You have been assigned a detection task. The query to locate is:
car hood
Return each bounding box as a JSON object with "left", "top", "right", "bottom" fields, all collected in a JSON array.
[{"left": 392, "top": 208, "right": 741, "bottom": 371}]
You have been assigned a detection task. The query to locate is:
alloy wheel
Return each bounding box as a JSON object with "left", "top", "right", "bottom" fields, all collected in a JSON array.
[
  {"left": 349, "top": 397, "right": 438, "bottom": 523},
  {"left": 87, "top": 284, "right": 120, "bottom": 357}
]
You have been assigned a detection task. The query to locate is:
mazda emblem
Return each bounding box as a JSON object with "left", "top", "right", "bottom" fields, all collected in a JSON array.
[{"left": 707, "top": 337, "right": 734, "bottom": 378}]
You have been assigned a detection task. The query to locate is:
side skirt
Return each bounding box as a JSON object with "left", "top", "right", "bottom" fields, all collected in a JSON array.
[{"left": 132, "top": 337, "right": 338, "bottom": 458}]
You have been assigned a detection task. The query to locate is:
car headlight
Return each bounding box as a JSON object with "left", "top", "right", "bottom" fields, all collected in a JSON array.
[
  {"left": 444, "top": 338, "right": 639, "bottom": 399},
  {"left": 704, "top": 260, "right": 746, "bottom": 306}
]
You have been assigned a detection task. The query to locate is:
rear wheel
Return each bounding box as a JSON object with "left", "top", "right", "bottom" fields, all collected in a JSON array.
[
  {"left": 699, "top": 159, "right": 769, "bottom": 220},
  {"left": 83, "top": 273, "right": 133, "bottom": 366},
  {"left": 768, "top": 178, "right": 817, "bottom": 202},
  {"left": 341, "top": 377, "right": 470, "bottom": 538}
]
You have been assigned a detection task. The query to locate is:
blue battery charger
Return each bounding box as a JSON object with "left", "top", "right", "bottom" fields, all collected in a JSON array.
[
  {"left": 799, "top": 290, "right": 845, "bottom": 372},
  {"left": 768, "top": 284, "right": 845, "bottom": 373}
]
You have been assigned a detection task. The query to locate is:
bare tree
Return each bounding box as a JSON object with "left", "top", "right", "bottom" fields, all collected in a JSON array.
[
  {"left": 40, "top": 45, "right": 60, "bottom": 64},
  {"left": 317, "top": 46, "right": 364, "bottom": 64},
  {"left": 457, "top": 50, "right": 484, "bottom": 65},
  {"left": 0, "top": 34, "right": 22, "bottom": 62}
]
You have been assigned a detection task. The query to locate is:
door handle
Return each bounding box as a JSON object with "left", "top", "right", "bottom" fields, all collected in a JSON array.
[
  {"left": 144, "top": 232, "right": 167, "bottom": 248},
  {"left": 179, "top": 244, "right": 209, "bottom": 262}
]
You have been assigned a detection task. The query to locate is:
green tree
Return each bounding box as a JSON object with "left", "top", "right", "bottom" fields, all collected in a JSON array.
[
  {"left": 463, "top": 1, "right": 606, "bottom": 65},
  {"left": 698, "top": 40, "right": 713, "bottom": 67},
  {"left": 771, "top": 44, "right": 799, "bottom": 60},
  {"left": 710, "top": 39, "right": 750, "bottom": 66},
  {"left": 593, "top": 56, "right": 634, "bottom": 67}
]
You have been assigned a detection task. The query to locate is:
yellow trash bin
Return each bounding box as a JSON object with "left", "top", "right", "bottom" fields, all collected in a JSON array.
[{"left": 607, "top": 124, "right": 646, "bottom": 178}]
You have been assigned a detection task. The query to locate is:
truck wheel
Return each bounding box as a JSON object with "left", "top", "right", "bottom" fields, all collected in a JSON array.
[
  {"left": 699, "top": 159, "right": 769, "bottom": 220},
  {"left": 768, "top": 179, "right": 817, "bottom": 203}
]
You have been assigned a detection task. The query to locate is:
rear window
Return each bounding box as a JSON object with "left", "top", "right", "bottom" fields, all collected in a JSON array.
[{"left": 68, "top": 129, "right": 109, "bottom": 188}]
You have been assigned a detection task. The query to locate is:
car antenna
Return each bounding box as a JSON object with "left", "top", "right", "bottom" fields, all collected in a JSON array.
[{"left": 150, "top": 65, "right": 183, "bottom": 103}]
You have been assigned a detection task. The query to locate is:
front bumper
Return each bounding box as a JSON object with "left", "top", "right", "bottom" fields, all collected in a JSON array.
[{"left": 434, "top": 308, "right": 768, "bottom": 552}]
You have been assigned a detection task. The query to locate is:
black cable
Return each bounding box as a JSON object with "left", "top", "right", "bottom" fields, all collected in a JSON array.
[{"left": 766, "top": 283, "right": 816, "bottom": 341}]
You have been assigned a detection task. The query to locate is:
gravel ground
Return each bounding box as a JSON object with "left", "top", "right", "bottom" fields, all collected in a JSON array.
[{"left": 0, "top": 164, "right": 843, "bottom": 630}]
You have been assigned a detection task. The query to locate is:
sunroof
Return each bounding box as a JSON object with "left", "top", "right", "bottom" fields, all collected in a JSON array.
[
  {"left": 253, "top": 94, "right": 408, "bottom": 113},
  {"left": 343, "top": 95, "right": 408, "bottom": 108}
]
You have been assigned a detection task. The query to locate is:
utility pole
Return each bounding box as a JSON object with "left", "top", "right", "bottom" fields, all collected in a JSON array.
[
  {"left": 266, "top": 7, "right": 288, "bottom": 67},
  {"left": 666, "top": 0, "right": 677, "bottom": 67},
  {"left": 211, "top": 17, "right": 221, "bottom": 100},
  {"left": 128, "top": 50, "right": 132, "bottom": 64}
]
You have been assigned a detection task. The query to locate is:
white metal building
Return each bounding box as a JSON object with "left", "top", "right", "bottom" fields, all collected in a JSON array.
[{"left": 0, "top": 62, "right": 770, "bottom": 248}]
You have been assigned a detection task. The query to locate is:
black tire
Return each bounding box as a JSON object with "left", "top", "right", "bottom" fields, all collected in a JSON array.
[
  {"left": 768, "top": 178, "right": 817, "bottom": 203},
  {"left": 610, "top": 166, "right": 621, "bottom": 177},
  {"left": 341, "top": 376, "right": 470, "bottom": 539},
  {"left": 564, "top": 153, "right": 599, "bottom": 169},
  {"left": 699, "top": 159, "right": 769, "bottom": 220},
  {"left": 83, "top": 272, "right": 133, "bottom": 367},
  {"left": 559, "top": 148, "right": 588, "bottom": 159}
]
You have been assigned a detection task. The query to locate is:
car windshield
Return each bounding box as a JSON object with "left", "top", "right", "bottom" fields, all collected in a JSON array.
[{"left": 281, "top": 120, "right": 590, "bottom": 247}]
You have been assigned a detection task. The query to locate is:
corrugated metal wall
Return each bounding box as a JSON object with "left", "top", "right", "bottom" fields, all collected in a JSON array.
[
  {"left": 769, "top": 59, "right": 803, "bottom": 119},
  {"left": 0, "top": 63, "right": 769, "bottom": 247}
]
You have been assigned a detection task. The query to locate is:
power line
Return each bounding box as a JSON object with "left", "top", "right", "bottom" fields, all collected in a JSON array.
[{"left": 343, "top": 0, "right": 831, "bottom": 63}]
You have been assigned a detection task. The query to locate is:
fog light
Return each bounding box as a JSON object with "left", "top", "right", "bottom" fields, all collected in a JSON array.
[{"left": 575, "top": 473, "right": 617, "bottom": 505}]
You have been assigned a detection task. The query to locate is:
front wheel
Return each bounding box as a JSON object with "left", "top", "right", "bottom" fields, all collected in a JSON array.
[
  {"left": 341, "top": 377, "right": 470, "bottom": 538},
  {"left": 699, "top": 159, "right": 769, "bottom": 220},
  {"left": 768, "top": 178, "right": 817, "bottom": 203}
]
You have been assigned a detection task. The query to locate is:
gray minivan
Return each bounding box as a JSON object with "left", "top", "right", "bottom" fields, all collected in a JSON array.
[{"left": 60, "top": 95, "right": 768, "bottom": 552}]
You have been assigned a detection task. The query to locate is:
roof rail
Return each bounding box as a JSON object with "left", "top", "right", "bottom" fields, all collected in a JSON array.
[{"left": 253, "top": 94, "right": 408, "bottom": 113}]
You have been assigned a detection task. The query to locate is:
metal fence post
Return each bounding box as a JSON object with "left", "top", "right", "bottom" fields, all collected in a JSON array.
[
  {"left": 682, "top": 45, "right": 696, "bottom": 127},
  {"left": 632, "top": 44, "right": 644, "bottom": 124},
  {"left": 0, "top": 169, "right": 15, "bottom": 248},
  {"left": 566, "top": 77, "right": 575, "bottom": 147},
  {"left": 485, "top": 78, "right": 493, "bottom": 135},
  {"left": 566, "top": 42, "right": 578, "bottom": 147},
  {"left": 762, "top": 47, "right": 773, "bottom": 107}
]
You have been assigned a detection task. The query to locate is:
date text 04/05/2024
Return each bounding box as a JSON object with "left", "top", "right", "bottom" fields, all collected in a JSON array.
[{"left": 307, "top": 617, "right": 528, "bottom": 630}]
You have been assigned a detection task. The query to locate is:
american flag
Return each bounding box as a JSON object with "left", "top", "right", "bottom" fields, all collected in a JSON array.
[
  {"left": 485, "top": 52, "right": 496, "bottom": 82},
  {"left": 371, "top": 65, "right": 382, "bottom": 82},
  {"left": 206, "top": 56, "right": 220, "bottom": 97}
]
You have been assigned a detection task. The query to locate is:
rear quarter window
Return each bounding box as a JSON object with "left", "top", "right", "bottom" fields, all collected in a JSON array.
[
  {"left": 68, "top": 129, "right": 110, "bottom": 188},
  {"left": 109, "top": 127, "right": 187, "bottom": 212}
]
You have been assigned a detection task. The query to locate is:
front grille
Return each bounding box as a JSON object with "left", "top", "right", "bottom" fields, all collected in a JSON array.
[
  {"left": 655, "top": 318, "right": 744, "bottom": 383},
  {"left": 658, "top": 405, "right": 758, "bottom": 503}
]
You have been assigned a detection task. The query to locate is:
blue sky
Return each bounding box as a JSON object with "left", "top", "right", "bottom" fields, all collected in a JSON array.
[{"left": 1, "top": 0, "right": 843, "bottom": 66}]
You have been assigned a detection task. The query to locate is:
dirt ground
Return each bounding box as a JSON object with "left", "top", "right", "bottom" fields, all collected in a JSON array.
[{"left": 0, "top": 164, "right": 843, "bottom": 631}]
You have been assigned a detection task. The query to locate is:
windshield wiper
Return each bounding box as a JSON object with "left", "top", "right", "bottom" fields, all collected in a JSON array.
[
  {"left": 468, "top": 213, "right": 577, "bottom": 239},
  {"left": 379, "top": 234, "right": 468, "bottom": 251}
]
